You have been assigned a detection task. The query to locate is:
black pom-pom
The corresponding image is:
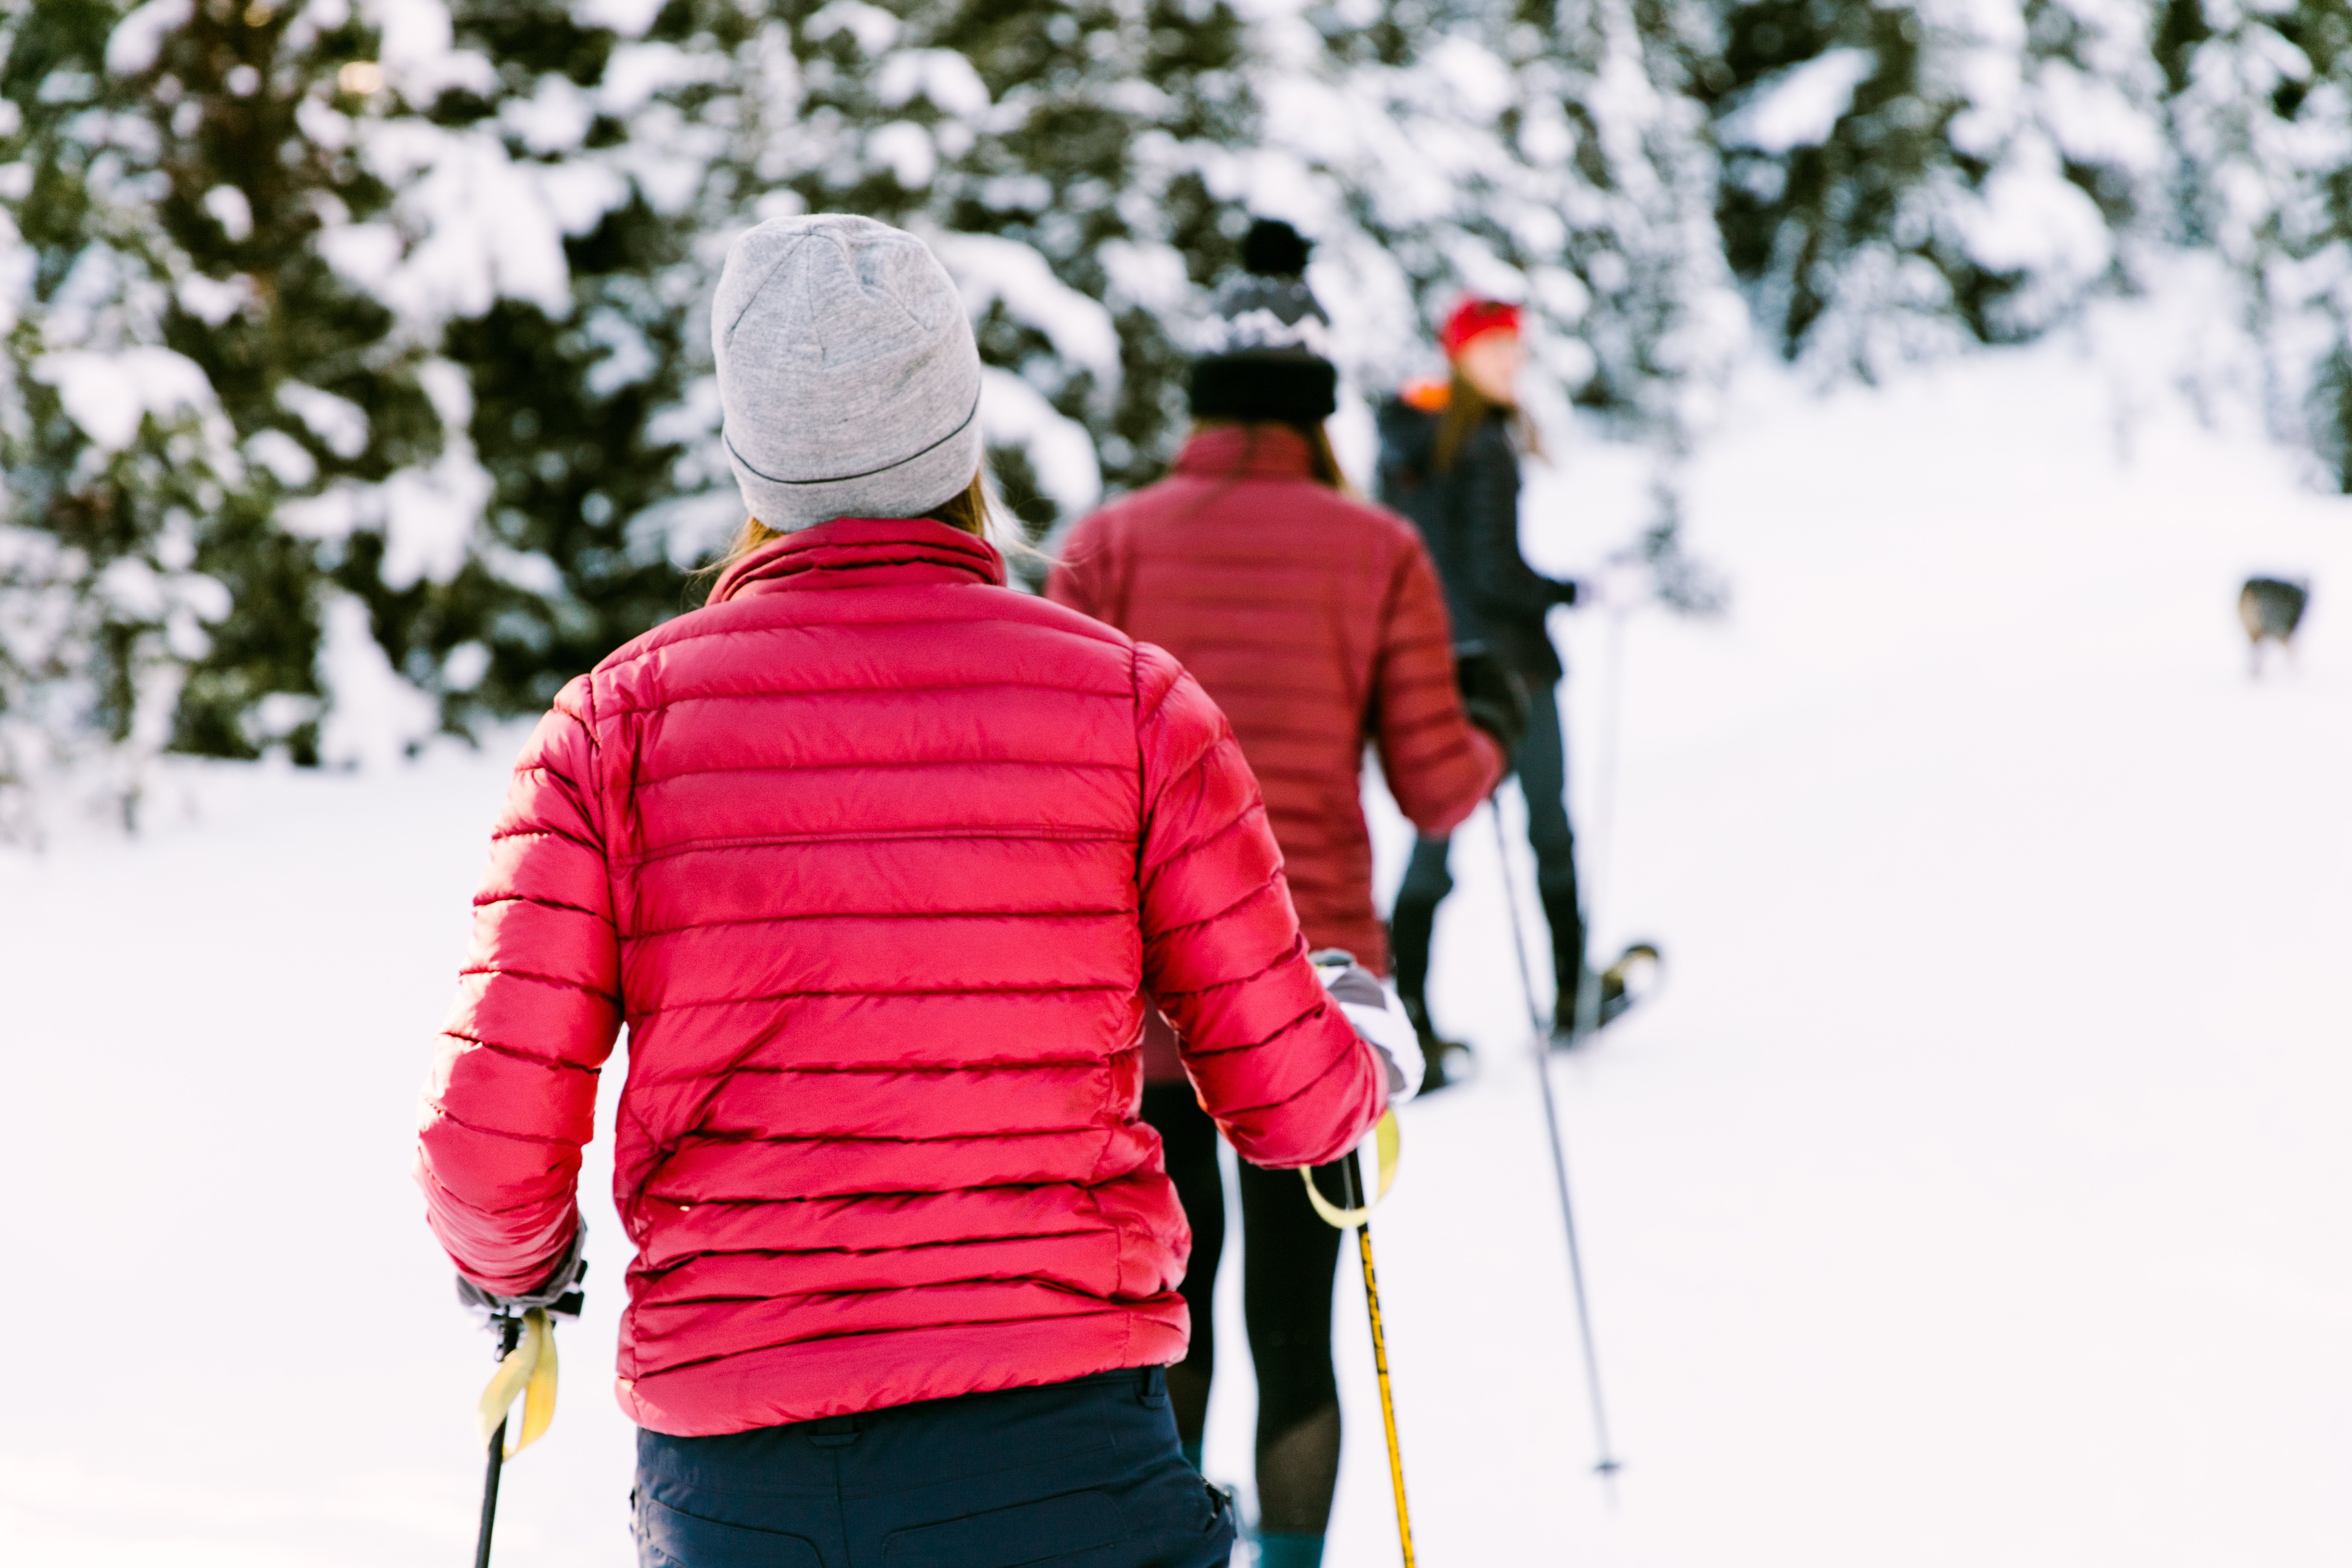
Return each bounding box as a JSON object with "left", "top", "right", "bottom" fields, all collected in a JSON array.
[{"left": 1241, "top": 219, "right": 1311, "bottom": 278}]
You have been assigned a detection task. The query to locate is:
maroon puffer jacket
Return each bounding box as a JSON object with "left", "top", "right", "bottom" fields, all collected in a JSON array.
[
  {"left": 1049, "top": 425, "right": 1503, "bottom": 1002},
  {"left": 415, "top": 518, "right": 1386, "bottom": 1436}
]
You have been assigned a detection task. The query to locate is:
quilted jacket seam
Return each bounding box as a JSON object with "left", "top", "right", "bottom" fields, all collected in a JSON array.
[
  {"left": 640, "top": 1178, "right": 1124, "bottom": 1207},
  {"left": 629, "top": 757, "right": 1133, "bottom": 788},
  {"left": 1141, "top": 797, "right": 1265, "bottom": 877},
  {"left": 1137, "top": 733, "right": 1219, "bottom": 835},
  {"left": 626, "top": 906, "right": 1130, "bottom": 939},
  {"left": 439, "top": 1029, "right": 604, "bottom": 1074},
  {"left": 472, "top": 891, "right": 611, "bottom": 923},
  {"left": 665, "top": 1126, "right": 1123, "bottom": 1146},
  {"left": 1140, "top": 865, "right": 1284, "bottom": 944},
  {"left": 595, "top": 610, "right": 1125, "bottom": 686},
  {"left": 627, "top": 981, "right": 1125, "bottom": 1018},
  {"left": 453, "top": 965, "right": 618, "bottom": 1002},
  {"left": 1144, "top": 934, "right": 1308, "bottom": 1004},
  {"left": 617, "top": 824, "right": 1125, "bottom": 870},
  {"left": 1205, "top": 1029, "right": 1361, "bottom": 1125},
  {"left": 423, "top": 1103, "right": 579, "bottom": 1148},
  {"left": 618, "top": 676, "right": 1129, "bottom": 705},
  {"left": 489, "top": 824, "right": 600, "bottom": 854},
  {"left": 627, "top": 1306, "right": 1136, "bottom": 1377}
]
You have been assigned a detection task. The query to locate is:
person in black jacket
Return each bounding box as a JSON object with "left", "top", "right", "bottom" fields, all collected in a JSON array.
[{"left": 1377, "top": 298, "right": 1586, "bottom": 1074}]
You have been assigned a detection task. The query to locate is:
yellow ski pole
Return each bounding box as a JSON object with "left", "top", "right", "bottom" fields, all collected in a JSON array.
[{"left": 1305, "top": 1112, "right": 1415, "bottom": 1565}]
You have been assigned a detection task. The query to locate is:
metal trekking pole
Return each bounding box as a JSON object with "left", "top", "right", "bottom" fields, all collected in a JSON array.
[
  {"left": 1568, "top": 600, "right": 1630, "bottom": 1046},
  {"left": 475, "top": 1313, "right": 524, "bottom": 1568},
  {"left": 1491, "top": 792, "right": 1623, "bottom": 1483}
]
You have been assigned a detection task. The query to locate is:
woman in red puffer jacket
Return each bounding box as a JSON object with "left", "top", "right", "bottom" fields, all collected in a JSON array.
[
  {"left": 1049, "top": 221, "right": 1509, "bottom": 1568},
  {"left": 414, "top": 215, "right": 1397, "bottom": 1568}
]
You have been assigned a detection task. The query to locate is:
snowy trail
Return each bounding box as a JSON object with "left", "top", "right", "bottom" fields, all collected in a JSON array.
[{"left": 8, "top": 337, "right": 2352, "bottom": 1565}]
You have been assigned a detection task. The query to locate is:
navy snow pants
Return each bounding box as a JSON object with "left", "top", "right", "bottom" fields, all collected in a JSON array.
[{"left": 632, "top": 1367, "right": 1236, "bottom": 1568}]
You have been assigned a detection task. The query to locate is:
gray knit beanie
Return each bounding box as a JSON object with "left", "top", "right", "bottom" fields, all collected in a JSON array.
[{"left": 712, "top": 214, "right": 983, "bottom": 530}]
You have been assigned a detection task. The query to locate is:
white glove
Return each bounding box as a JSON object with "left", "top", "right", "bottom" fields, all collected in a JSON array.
[{"left": 1309, "top": 950, "right": 1424, "bottom": 1105}]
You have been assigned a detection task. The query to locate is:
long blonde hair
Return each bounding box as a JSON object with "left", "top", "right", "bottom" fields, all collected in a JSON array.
[{"left": 700, "top": 472, "right": 999, "bottom": 603}]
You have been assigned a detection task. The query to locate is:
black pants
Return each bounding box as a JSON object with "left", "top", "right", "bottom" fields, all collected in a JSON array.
[
  {"left": 633, "top": 1368, "right": 1234, "bottom": 1567},
  {"left": 1393, "top": 674, "right": 1583, "bottom": 1016},
  {"left": 1142, "top": 1081, "right": 1344, "bottom": 1537}
]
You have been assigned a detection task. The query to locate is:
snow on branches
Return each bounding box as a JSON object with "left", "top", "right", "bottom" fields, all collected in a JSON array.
[{"left": 8, "top": 0, "right": 2352, "bottom": 830}]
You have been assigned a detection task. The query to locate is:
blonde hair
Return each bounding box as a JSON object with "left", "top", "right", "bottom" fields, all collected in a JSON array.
[{"left": 700, "top": 470, "right": 1008, "bottom": 604}]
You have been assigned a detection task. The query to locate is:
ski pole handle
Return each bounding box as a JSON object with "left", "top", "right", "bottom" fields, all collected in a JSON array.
[{"left": 476, "top": 1308, "right": 559, "bottom": 1457}]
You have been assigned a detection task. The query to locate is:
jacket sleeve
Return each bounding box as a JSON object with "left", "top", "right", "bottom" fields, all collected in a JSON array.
[
  {"left": 1132, "top": 642, "right": 1387, "bottom": 1168},
  {"left": 1371, "top": 539, "right": 1507, "bottom": 835},
  {"left": 1461, "top": 426, "right": 1576, "bottom": 624},
  {"left": 415, "top": 676, "right": 623, "bottom": 1295}
]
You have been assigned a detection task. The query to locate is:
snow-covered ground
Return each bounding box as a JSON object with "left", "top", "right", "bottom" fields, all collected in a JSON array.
[{"left": 8, "top": 325, "right": 2352, "bottom": 1566}]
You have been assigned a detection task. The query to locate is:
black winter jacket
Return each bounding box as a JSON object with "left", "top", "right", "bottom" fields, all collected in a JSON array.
[{"left": 1375, "top": 394, "right": 1576, "bottom": 684}]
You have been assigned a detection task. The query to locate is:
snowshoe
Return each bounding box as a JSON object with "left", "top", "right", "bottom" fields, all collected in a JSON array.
[
  {"left": 1402, "top": 996, "right": 1478, "bottom": 1095},
  {"left": 1551, "top": 942, "right": 1662, "bottom": 1049}
]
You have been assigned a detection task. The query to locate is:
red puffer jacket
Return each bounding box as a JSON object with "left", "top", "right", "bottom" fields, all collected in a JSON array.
[
  {"left": 1049, "top": 425, "right": 1504, "bottom": 999},
  {"left": 415, "top": 518, "right": 1387, "bottom": 1437}
]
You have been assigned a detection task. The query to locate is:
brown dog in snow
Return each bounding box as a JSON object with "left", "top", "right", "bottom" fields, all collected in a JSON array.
[{"left": 2239, "top": 576, "right": 2309, "bottom": 676}]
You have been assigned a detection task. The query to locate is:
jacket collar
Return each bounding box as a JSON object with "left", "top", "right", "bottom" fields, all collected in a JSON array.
[
  {"left": 1172, "top": 423, "right": 1315, "bottom": 481},
  {"left": 709, "top": 516, "right": 1007, "bottom": 603}
]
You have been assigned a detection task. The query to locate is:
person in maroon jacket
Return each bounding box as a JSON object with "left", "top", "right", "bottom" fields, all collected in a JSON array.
[
  {"left": 1048, "top": 219, "right": 1513, "bottom": 1568},
  {"left": 414, "top": 215, "right": 1412, "bottom": 1568}
]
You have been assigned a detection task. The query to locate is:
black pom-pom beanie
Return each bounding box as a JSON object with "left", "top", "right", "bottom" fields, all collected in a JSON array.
[{"left": 1188, "top": 219, "right": 1338, "bottom": 424}]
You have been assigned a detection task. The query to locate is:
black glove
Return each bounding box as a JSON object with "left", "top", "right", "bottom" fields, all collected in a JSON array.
[
  {"left": 457, "top": 1222, "right": 588, "bottom": 1326},
  {"left": 1454, "top": 643, "right": 1531, "bottom": 758}
]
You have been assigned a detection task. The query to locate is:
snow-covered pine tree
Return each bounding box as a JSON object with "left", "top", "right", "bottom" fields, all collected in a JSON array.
[
  {"left": 2162, "top": 0, "right": 2352, "bottom": 488},
  {"left": 1211, "top": 0, "right": 1738, "bottom": 617},
  {"left": 391, "top": 0, "right": 1273, "bottom": 685},
  {"left": 722, "top": 0, "right": 1262, "bottom": 540},
  {"left": 0, "top": 0, "right": 244, "bottom": 831},
  {"left": 0, "top": 0, "right": 1321, "bottom": 807},
  {"left": 1691, "top": 0, "right": 2165, "bottom": 375},
  {"left": 123, "top": 0, "right": 452, "bottom": 766},
  {"left": 373, "top": 0, "right": 752, "bottom": 722},
  {"left": 0, "top": 0, "right": 450, "bottom": 828},
  {"left": 1248, "top": 0, "right": 1737, "bottom": 443}
]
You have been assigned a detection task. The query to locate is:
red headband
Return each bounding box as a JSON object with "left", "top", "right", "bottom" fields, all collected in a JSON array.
[{"left": 1441, "top": 298, "right": 1522, "bottom": 359}]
